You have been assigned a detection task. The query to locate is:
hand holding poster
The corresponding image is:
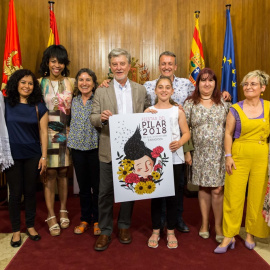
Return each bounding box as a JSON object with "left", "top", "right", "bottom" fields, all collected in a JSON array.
[{"left": 110, "top": 112, "right": 175, "bottom": 203}]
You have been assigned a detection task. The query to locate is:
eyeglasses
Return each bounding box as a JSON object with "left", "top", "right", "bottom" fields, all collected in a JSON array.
[{"left": 242, "top": 82, "right": 260, "bottom": 87}]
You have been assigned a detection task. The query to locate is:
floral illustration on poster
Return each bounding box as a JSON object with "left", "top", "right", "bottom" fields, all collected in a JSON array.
[{"left": 110, "top": 113, "right": 174, "bottom": 203}]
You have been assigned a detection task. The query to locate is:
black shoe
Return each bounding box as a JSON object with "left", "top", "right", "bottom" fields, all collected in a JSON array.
[
  {"left": 10, "top": 235, "right": 22, "bottom": 248},
  {"left": 176, "top": 218, "right": 190, "bottom": 233},
  {"left": 26, "top": 229, "right": 41, "bottom": 241}
]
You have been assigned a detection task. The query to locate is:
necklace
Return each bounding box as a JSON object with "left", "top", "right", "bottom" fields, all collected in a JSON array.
[
  {"left": 200, "top": 97, "right": 212, "bottom": 100},
  {"left": 49, "top": 80, "right": 59, "bottom": 110}
]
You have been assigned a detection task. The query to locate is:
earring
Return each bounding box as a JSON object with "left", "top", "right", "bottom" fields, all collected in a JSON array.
[
  {"left": 44, "top": 71, "right": 47, "bottom": 76},
  {"left": 261, "top": 92, "right": 264, "bottom": 96}
]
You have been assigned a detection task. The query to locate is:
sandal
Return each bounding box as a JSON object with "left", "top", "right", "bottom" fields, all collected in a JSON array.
[
  {"left": 45, "top": 216, "right": 61, "bottom": 236},
  {"left": 148, "top": 231, "right": 160, "bottom": 248},
  {"left": 74, "top": 221, "right": 90, "bottom": 235},
  {"left": 93, "top": 222, "right": 101, "bottom": 236},
  {"left": 167, "top": 232, "right": 178, "bottom": 249},
  {"left": 59, "top": 210, "right": 70, "bottom": 229}
]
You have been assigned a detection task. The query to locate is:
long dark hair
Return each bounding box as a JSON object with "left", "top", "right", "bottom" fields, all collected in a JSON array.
[
  {"left": 124, "top": 127, "right": 156, "bottom": 164},
  {"left": 73, "top": 68, "right": 99, "bottom": 96},
  {"left": 6, "top": 69, "right": 43, "bottom": 106},
  {"left": 39, "top": 45, "right": 70, "bottom": 77},
  {"left": 186, "top": 68, "right": 221, "bottom": 105}
]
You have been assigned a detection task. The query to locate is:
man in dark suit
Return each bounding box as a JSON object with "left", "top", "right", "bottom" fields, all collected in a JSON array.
[{"left": 90, "top": 48, "right": 150, "bottom": 251}]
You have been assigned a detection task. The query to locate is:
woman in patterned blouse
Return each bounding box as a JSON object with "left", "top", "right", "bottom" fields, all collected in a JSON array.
[{"left": 67, "top": 68, "right": 100, "bottom": 235}]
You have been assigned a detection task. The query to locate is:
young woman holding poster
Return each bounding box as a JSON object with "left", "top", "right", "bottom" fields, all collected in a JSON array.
[{"left": 144, "top": 75, "right": 190, "bottom": 249}]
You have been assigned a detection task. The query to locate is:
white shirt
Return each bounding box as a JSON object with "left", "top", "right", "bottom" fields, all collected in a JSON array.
[
  {"left": 114, "top": 79, "right": 133, "bottom": 114},
  {"left": 150, "top": 105, "right": 184, "bottom": 164}
]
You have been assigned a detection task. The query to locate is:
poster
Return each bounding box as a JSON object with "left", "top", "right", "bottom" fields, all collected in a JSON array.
[{"left": 110, "top": 112, "right": 175, "bottom": 203}]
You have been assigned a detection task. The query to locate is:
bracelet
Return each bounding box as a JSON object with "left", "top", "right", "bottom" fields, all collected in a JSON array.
[
  {"left": 41, "top": 157, "right": 47, "bottom": 160},
  {"left": 225, "top": 154, "right": 232, "bottom": 157}
]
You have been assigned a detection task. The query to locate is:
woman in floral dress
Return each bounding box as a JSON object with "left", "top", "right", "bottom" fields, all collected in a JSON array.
[
  {"left": 183, "top": 68, "right": 230, "bottom": 243},
  {"left": 263, "top": 146, "right": 270, "bottom": 226},
  {"left": 39, "top": 45, "right": 75, "bottom": 236}
]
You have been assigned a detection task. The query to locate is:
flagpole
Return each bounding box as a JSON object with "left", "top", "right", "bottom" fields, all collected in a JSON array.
[
  {"left": 226, "top": 4, "right": 231, "bottom": 11},
  {"left": 188, "top": 10, "right": 205, "bottom": 85},
  {"left": 47, "top": 1, "right": 60, "bottom": 47},
  {"left": 49, "top": 1, "right": 55, "bottom": 12}
]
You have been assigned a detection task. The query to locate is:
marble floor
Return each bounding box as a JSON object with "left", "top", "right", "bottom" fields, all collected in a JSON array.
[
  {"left": 239, "top": 227, "right": 270, "bottom": 264},
  {"left": 0, "top": 233, "right": 27, "bottom": 270},
  {"left": 0, "top": 229, "right": 269, "bottom": 269}
]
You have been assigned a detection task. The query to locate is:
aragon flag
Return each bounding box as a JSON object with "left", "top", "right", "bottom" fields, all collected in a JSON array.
[
  {"left": 1, "top": 0, "right": 23, "bottom": 94},
  {"left": 47, "top": 3, "right": 60, "bottom": 47},
  {"left": 189, "top": 12, "right": 205, "bottom": 85}
]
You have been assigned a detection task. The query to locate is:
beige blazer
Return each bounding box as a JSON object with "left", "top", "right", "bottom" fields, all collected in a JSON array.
[{"left": 90, "top": 80, "right": 150, "bottom": 163}]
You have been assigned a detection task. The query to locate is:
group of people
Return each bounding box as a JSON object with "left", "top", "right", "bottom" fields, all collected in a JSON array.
[{"left": 1, "top": 45, "right": 270, "bottom": 254}]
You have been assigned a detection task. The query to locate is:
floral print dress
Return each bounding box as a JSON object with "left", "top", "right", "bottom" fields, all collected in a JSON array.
[
  {"left": 262, "top": 144, "right": 270, "bottom": 226},
  {"left": 183, "top": 99, "right": 230, "bottom": 187},
  {"left": 40, "top": 77, "right": 74, "bottom": 168}
]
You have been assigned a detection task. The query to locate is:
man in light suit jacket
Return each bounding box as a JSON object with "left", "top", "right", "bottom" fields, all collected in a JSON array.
[{"left": 90, "top": 48, "right": 150, "bottom": 251}]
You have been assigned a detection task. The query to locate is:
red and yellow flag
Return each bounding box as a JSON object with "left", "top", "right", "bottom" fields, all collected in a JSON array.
[
  {"left": 1, "top": 0, "right": 23, "bottom": 94},
  {"left": 47, "top": 8, "right": 60, "bottom": 47},
  {"left": 189, "top": 12, "right": 205, "bottom": 85}
]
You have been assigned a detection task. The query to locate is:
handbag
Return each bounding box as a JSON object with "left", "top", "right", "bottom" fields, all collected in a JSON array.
[{"left": 35, "top": 105, "right": 47, "bottom": 183}]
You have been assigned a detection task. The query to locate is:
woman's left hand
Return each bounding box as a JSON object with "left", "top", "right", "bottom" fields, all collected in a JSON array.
[
  {"left": 169, "top": 140, "right": 181, "bottom": 152},
  {"left": 38, "top": 158, "right": 47, "bottom": 175},
  {"left": 177, "top": 104, "right": 185, "bottom": 113},
  {"left": 222, "top": 91, "right": 231, "bottom": 101}
]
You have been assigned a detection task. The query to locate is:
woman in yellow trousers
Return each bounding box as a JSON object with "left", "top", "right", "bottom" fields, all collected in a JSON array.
[{"left": 214, "top": 70, "right": 270, "bottom": 253}]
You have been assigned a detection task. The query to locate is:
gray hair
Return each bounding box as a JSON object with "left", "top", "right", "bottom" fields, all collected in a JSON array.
[
  {"left": 108, "top": 48, "right": 131, "bottom": 65},
  {"left": 241, "top": 70, "right": 270, "bottom": 86},
  {"left": 159, "top": 51, "right": 177, "bottom": 65}
]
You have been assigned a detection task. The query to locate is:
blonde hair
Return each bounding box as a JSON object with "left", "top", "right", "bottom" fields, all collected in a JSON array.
[{"left": 241, "top": 70, "right": 269, "bottom": 87}]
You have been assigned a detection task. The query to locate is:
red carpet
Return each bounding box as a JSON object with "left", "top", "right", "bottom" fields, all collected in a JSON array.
[{"left": 1, "top": 191, "right": 270, "bottom": 270}]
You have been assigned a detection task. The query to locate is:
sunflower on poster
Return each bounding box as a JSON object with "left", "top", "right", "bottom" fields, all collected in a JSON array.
[{"left": 116, "top": 127, "right": 169, "bottom": 195}]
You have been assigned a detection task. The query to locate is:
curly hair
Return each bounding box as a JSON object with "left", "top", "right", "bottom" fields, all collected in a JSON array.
[
  {"left": 5, "top": 69, "right": 43, "bottom": 107},
  {"left": 186, "top": 68, "right": 221, "bottom": 105},
  {"left": 39, "top": 45, "right": 70, "bottom": 77},
  {"left": 73, "top": 68, "right": 99, "bottom": 96}
]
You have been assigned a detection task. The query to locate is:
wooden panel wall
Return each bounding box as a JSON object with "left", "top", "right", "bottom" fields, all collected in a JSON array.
[{"left": 0, "top": 0, "right": 269, "bottom": 101}]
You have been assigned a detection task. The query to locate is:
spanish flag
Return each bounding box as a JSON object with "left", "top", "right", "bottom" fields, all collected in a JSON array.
[
  {"left": 1, "top": 0, "right": 23, "bottom": 94},
  {"left": 189, "top": 12, "right": 205, "bottom": 85},
  {"left": 47, "top": 7, "right": 60, "bottom": 47}
]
